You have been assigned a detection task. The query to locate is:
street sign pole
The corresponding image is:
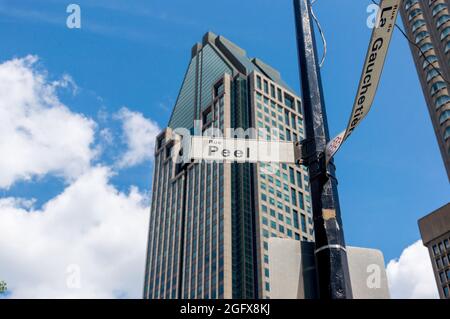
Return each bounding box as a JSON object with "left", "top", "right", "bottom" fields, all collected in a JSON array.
[{"left": 293, "top": 0, "right": 353, "bottom": 299}]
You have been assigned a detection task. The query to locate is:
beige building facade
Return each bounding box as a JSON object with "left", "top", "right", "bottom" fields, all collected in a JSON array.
[{"left": 401, "top": 0, "right": 450, "bottom": 180}]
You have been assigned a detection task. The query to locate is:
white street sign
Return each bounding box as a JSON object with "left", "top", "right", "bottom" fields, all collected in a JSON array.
[
  {"left": 190, "top": 136, "right": 296, "bottom": 163},
  {"left": 325, "top": 0, "right": 401, "bottom": 164}
]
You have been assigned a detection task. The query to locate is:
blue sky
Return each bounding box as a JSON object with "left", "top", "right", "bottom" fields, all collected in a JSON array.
[{"left": 0, "top": 0, "right": 448, "bottom": 298}]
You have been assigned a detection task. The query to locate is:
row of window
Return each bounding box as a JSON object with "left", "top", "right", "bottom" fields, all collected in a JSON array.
[
  {"left": 439, "top": 268, "right": 450, "bottom": 284},
  {"left": 256, "top": 92, "right": 304, "bottom": 141},
  {"left": 147, "top": 153, "right": 184, "bottom": 299},
  {"left": 183, "top": 94, "right": 228, "bottom": 299},
  {"left": 433, "top": 237, "right": 450, "bottom": 256},
  {"left": 436, "top": 254, "right": 450, "bottom": 270},
  {"left": 256, "top": 74, "right": 302, "bottom": 115}
]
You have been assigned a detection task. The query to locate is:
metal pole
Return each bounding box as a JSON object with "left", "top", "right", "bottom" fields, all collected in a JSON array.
[{"left": 293, "top": 0, "right": 353, "bottom": 299}]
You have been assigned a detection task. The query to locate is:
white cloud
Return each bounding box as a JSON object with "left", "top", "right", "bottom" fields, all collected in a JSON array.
[
  {"left": 386, "top": 240, "right": 439, "bottom": 299},
  {"left": 0, "top": 56, "right": 159, "bottom": 298},
  {"left": 0, "top": 55, "right": 96, "bottom": 189},
  {"left": 115, "top": 107, "right": 160, "bottom": 168},
  {"left": 0, "top": 166, "right": 149, "bottom": 298}
]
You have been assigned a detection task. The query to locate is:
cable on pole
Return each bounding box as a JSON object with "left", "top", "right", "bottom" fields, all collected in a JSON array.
[{"left": 310, "top": 0, "right": 327, "bottom": 68}]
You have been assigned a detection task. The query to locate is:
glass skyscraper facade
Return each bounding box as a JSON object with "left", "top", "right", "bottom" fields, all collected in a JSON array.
[
  {"left": 143, "top": 32, "right": 314, "bottom": 299},
  {"left": 401, "top": 0, "right": 450, "bottom": 180}
]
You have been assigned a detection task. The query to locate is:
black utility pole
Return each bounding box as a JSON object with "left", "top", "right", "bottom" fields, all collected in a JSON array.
[{"left": 293, "top": 0, "right": 353, "bottom": 299}]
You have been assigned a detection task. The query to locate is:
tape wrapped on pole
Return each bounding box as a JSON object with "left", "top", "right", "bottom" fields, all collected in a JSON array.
[{"left": 325, "top": 0, "right": 401, "bottom": 164}]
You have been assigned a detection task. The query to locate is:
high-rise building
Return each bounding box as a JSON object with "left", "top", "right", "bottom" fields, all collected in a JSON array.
[
  {"left": 143, "top": 32, "right": 314, "bottom": 299},
  {"left": 400, "top": 0, "right": 450, "bottom": 180},
  {"left": 418, "top": 202, "right": 450, "bottom": 299}
]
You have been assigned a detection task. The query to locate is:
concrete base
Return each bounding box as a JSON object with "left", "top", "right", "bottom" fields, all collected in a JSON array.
[{"left": 268, "top": 238, "right": 390, "bottom": 299}]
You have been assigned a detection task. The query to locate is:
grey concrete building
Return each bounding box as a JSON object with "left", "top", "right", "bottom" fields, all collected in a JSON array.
[
  {"left": 143, "top": 32, "right": 314, "bottom": 299},
  {"left": 400, "top": 0, "right": 450, "bottom": 180},
  {"left": 418, "top": 202, "right": 450, "bottom": 299}
]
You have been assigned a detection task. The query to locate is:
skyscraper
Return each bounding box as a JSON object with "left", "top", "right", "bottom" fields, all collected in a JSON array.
[
  {"left": 400, "top": 0, "right": 450, "bottom": 180},
  {"left": 418, "top": 203, "right": 450, "bottom": 299},
  {"left": 143, "top": 32, "right": 314, "bottom": 299}
]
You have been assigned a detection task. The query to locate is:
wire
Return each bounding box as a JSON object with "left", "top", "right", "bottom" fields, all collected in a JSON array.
[
  {"left": 370, "top": 0, "right": 450, "bottom": 85},
  {"left": 310, "top": 0, "right": 327, "bottom": 68}
]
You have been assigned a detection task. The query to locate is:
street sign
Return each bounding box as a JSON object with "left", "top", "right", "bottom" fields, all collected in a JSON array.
[
  {"left": 325, "top": 0, "right": 401, "bottom": 164},
  {"left": 189, "top": 136, "right": 296, "bottom": 163}
]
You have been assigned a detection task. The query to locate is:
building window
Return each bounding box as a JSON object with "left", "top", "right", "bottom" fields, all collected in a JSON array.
[
  {"left": 270, "top": 209, "right": 276, "bottom": 217},
  {"left": 291, "top": 114, "right": 297, "bottom": 130},
  {"left": 300, "top": 213, "right": 307, "bottom": 233},
  {"left": 202, "top": 107, "right": 213, "bottom": 125},
  {"left": 443, "top": 255, "right": 449, "bottom": 267},
  {"left": 432, "top": 3, "right": 447, "bottom": 17},
  {"left": 299, "top": 192, "right": 305, "bottom": 210},
  {"left": 286, "top": 129, "right": 291, "bottom": 141},
  {"left": 214, "top": 81, "right": 224, "bottom": 97},
  {"left": 404, "top": 0, "right": 419, "bottom": 11},
  {"left": 296, "top": 171, "right": 303, "bottom": 188},
  {"left": 430, "top": 81, "right": 446, "bottom": 96},
  {"left": 435, "top": 95, "right": 450, "bottom": 109},
  {"left": 296, "top": 100, "right": 302, "bottom": 114},
  {"left": 277, "top": 88, "right": 283, "bottom": 102},
  {"left": 433, "top": 244, "right": 439, "bottom": 256},
  {"left": 291, "top": 188, "right": 297, "bottom": 206},
  {"left": 426, "top": 68, "right": 440, "bottom": 82},
  {"left": 270, "top": 84, "right": 276, "bottom": 98},
  {"left": 270, "top": 220, "right": 277, "bottom": 230},
  {"left": 293, "top": 210, "right": 299, "bottom": 228},
  {"left": 289, "top": 167, "right": 295, "bottom": 184},
  {"left": 440, "top": 272, "right": 447, "bottom": 283},
  {"left": 423, "top": 55, "right": 438, "bottom": 69},
  {"left": 436, "top": 14, "right": 450, "bottom": 29},
  {"left": 408, "top": 8, "right": 422, "bottom": 21},
  {"left": 284, "top": 93, "right": 295, "bottom": 110},
  {"left": 441, "top": 26, "right": 450, "bottom": 40},
  {"left": 445, "top": 127, "right": 450, "bottom": 140},
  {"left": 415, "top": 30, "right": 430, "bottom": 44},
  {"left": 256, "top": 76, "right": 262, "bottom": 90},
  {"left": 412, "top": 19, "right": 426, "bottom": 33},
  {"left": 419, "top": 42, "right": 434, "bottom": 53}
]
